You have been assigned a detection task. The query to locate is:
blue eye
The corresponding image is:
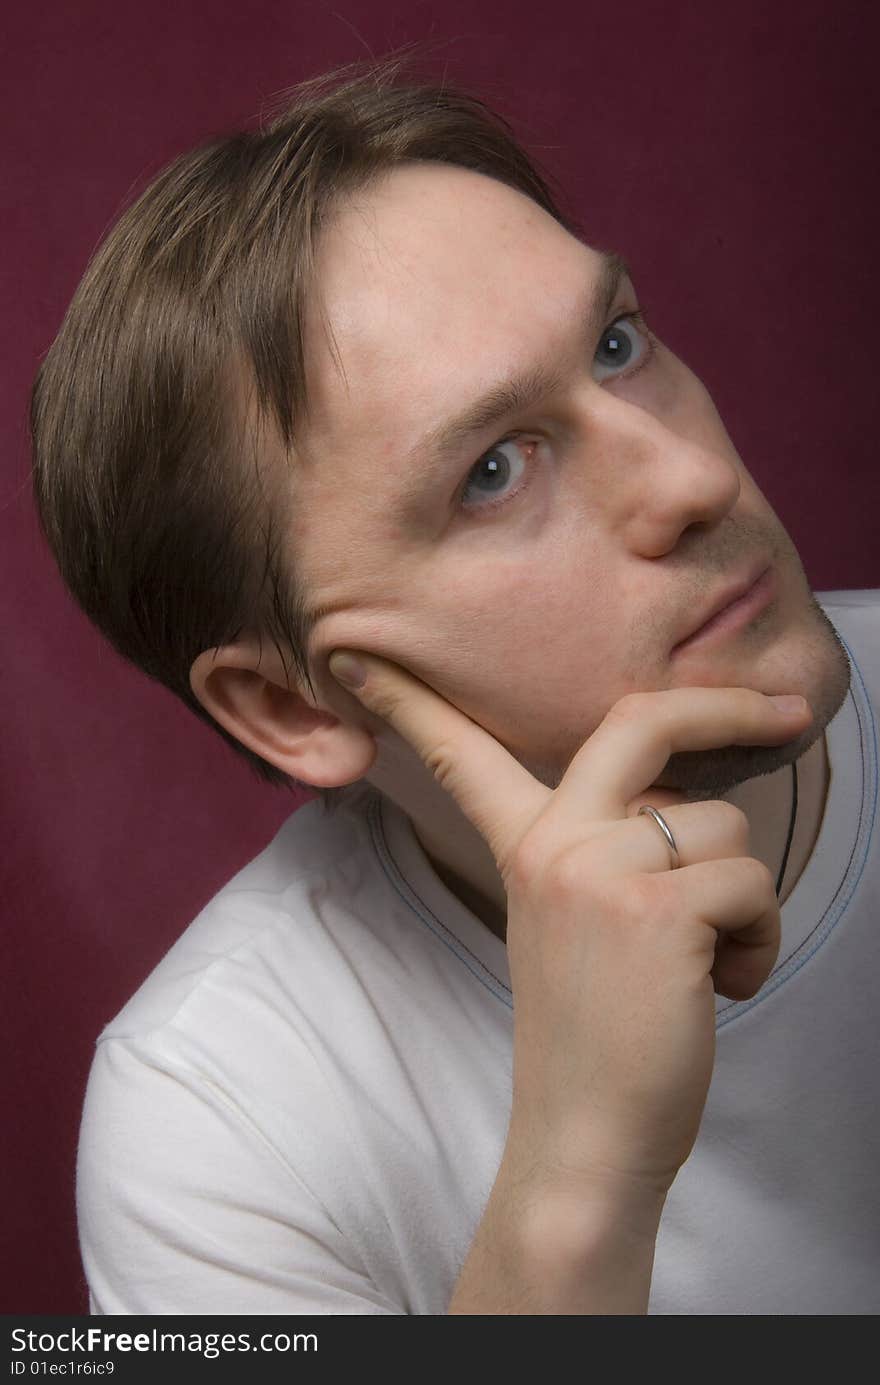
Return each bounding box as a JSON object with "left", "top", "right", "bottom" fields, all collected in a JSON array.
[
  {"left": 459, "top": 438, "right": 529, "bottom": 512},
  {"left": 593, "top": 312, "right": 650, "bottom": 381},
  {"left": 459, "top": 309, "right": 653, "bottom": 516}
]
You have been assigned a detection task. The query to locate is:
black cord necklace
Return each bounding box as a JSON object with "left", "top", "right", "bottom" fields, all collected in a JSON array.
[{"left": 775, "top": 760, "right": 799, "bottom": 900}]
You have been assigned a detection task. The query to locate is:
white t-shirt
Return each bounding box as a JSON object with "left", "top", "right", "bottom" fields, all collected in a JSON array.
[{"left": 77, "top": 591, "right": 880, "bottom": 1315}]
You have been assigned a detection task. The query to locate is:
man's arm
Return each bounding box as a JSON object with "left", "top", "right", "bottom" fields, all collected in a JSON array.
[
  {"left": 329, "top": 651, "right": 811, "bottom": 1315},
  {"left": 77, "top": 1033, "right": 405, "bottom": 1314}
]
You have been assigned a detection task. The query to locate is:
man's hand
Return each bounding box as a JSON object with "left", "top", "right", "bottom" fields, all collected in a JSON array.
[{"left": 328, "top": 651, "right": 812, "bottom": 1309}]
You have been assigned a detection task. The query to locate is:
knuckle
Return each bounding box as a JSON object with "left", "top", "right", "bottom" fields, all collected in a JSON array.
[
  {"left": 358, "top": 682, "right": 401, "bottom": 725},
  {"left": 711, "top": 799, "right": 751, "bottom": 846},
  {"left": 513, "top": 837, "right": 601, "bottom": 908},
  {"left": 506, "top": 836, "right": 542, "bottom": 894},
  {"left": 747, "top": 856, "right": 777, "bottom": 898},
  {"left": 545, "top": 846, "right": 590, "bottom": 905},
  {"left": 507, "top": 819, "right": 564, "bottom": 894},
  {"left": 422, "top": 736, "right": 461, "bottom": 793},
  {"left": 603, "top": 692, "right": 648, "bottom": 728}
]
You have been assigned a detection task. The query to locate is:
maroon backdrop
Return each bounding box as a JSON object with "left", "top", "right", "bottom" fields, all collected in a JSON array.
[{"left": 2, "top": 0, "right": 878, "bottom": 1313}]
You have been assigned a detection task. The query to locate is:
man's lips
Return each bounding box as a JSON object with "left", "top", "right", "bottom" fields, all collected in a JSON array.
[{"left": 671, "top": 562, "right": 777, "bottom": 654}]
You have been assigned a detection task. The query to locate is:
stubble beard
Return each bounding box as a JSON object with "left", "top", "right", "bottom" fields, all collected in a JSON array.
[{"left": 517, "top": 591, "right": 852, "bottom": 801}]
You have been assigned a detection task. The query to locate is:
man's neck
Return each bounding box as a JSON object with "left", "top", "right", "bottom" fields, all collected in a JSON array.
[{"left": 726, "top": 730, "right": 830, "bottom": 908}]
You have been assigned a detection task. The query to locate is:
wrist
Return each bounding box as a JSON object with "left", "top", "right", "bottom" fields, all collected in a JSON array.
[
  {"left": 501, "top": 1123, "right": 672, "bottom": 1232},
  {"left": 476, "top": 1157, "right": 666, "bottom": 1315},
  {"left": 512, "top": 1161, "right": 667, "bottom": 1257}
]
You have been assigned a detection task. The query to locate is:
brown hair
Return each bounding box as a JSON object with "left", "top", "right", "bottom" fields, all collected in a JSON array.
[{"left": 29, "top": 44, "right": 578, "bottom": 814}]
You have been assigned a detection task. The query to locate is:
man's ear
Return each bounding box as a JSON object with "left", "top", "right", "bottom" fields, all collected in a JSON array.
[{"left": 189, "top": 636, "right": 377, "bottom": 788}]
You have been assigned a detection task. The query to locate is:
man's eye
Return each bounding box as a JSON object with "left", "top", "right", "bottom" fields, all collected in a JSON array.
[
  {"left": 459, "top": 438, "right": 534, "bottom": 514},
  {"left": 458, "top": 310, "right": 654, "bottom": 516},
  {"left": 592, "top": 311, "right": 653, "bottom": 381}
]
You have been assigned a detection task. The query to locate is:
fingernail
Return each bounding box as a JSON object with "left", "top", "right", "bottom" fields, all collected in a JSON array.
[
  {"left": 770, "top": 695, "right": 807, "bottom": 713},
  {"left": 328, "top": 651, "right": 367, "bottom": 690}
]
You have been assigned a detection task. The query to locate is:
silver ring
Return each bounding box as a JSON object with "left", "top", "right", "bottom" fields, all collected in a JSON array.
[{"left": 638, "top": 804, "right": 681, "bottom": 870}]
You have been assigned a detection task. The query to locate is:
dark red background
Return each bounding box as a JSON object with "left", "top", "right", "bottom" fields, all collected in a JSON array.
[{"left": 2, "top": 0, "right": 877, "bottom": 1313}]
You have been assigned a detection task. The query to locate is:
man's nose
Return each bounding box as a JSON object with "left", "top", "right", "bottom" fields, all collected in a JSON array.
[{"left": 596, "top": 397, "right": 742, "bottom": 558}]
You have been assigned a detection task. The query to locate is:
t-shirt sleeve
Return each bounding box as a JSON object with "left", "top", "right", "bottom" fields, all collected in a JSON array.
[{"left": 76, "top": 1034, "right": 406, "bottom": 1315}]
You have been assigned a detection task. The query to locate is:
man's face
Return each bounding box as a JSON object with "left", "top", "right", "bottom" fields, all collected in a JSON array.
[{"left": 292, "top": 161, "right": 849, "bottom": 795}]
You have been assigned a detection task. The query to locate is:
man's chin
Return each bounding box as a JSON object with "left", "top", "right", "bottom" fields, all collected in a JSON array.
[
  {"left": 652, "top": 724, "right": 821, "bottom": 801},
  {"left": 517, "top": 593, "right": 852, "bottom": 800},
  {"left": 653, "top": 629, "right": 852, "bottom": 801}
]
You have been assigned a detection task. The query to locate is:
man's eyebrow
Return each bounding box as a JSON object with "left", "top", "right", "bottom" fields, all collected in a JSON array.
[{"left": 397, "top": 248, "right": 632, "bottom": 502}]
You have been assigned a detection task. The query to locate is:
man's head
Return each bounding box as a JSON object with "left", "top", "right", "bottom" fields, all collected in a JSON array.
[
  {"left": 205, "top": 156, "right": 849, "bottom": 807},
  {"left": 31, "top": 55, "right": 850, "bottom": 816}
]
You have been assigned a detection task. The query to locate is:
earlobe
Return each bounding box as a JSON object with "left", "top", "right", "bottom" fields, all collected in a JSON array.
[{"left": 188, "top": 640, "right": 378, "bottom": 789}]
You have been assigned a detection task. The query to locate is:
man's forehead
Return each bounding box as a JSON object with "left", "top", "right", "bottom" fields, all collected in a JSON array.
[{"left": 299, "top": 162, "right": 604, "bottom": 451}]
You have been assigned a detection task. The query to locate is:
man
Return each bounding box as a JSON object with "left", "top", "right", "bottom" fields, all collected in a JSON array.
[{"left": 33, "top": 58, "right": 877, "bottom": 1313}]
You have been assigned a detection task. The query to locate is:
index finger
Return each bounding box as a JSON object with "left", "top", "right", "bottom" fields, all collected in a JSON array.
[{"left": 328, "top": 649, "right": 550, "bottom": 869}]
